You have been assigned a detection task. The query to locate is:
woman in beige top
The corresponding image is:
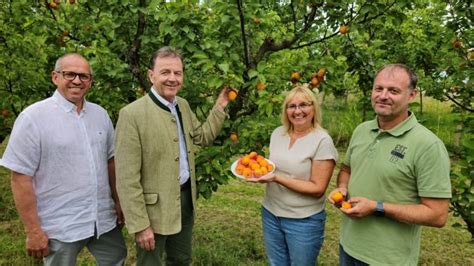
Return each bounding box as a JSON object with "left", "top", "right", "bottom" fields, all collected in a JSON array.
[{"left": 252, "top": 86, "right": 338, "bottom": 266}]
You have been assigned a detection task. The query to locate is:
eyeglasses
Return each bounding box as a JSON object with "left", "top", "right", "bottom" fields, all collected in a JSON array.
[
  {"left": 56, "top": 71, "right": 93, "bottom": 82},
  {"left": 286, "top": 102, "right": 313, "bottom": 111}
]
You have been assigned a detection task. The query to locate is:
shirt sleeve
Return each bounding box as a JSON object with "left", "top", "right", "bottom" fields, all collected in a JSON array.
[
  {"left": 105, "top": 114, "right": 115, "bottom": 160},
  {"left": 0, "top": 113, "right": 41, "bottom": 177},
  {"left": 415, "top": 140, "right": 452, "bottom": 198},
  {"left": 313, "top": 133, "right": 339, "bottom": 162}
]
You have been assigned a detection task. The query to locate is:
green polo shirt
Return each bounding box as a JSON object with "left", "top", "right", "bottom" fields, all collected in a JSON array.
[{"left": 341, "top": 113, "right": 451, "bottom": 265}]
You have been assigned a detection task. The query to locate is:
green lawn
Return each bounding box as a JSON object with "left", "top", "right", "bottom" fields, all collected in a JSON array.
[{"left": 2, "top": 175, "right": 472, "bottom": 265}]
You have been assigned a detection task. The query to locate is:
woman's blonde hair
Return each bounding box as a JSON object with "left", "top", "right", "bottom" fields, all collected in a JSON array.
[{"left": 281, "top": 86, "right": 322, "bottom": 133}]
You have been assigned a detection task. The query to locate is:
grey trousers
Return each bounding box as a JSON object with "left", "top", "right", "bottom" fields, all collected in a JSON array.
[{"left": 44, "top": 226, "right": 127, "bottom": 266}]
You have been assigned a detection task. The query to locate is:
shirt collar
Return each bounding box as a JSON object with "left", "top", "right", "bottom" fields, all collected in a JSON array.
[
  {"left": 151, "top": 87, "right": 177, "bottom": 108},
  {"left": 370, "top": 111, "right": 418, "bottom": 136},
  {"left": 52, "top": 90, "right": 87, "bottom": 113}
]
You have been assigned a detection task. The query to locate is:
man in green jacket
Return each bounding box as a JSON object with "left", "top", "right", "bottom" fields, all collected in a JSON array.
[{"left": 115, "top": 46, "right": 231, "bottom": 265}]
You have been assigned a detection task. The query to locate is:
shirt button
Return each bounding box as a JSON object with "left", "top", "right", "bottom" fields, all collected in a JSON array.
[
  {"left": 174, "top": 138, "right": 178, "bottom": 142},
  {"left": 175, "top": 157, "right": 179, "bottom": 161}
]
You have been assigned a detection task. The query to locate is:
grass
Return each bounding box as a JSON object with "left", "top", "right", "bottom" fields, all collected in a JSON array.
[
  {"left": 3, "top": 177, "right": 472, "bottom": 265},
  {"left": 1, "top": 96, "right": 472, "bottom": 265}
]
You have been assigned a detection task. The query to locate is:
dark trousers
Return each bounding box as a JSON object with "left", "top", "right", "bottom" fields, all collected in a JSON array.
[
  {"left": 339, "top": 244, "right": 369, "bottom": 266},
  {"left": 136, "top": 187, "right": 194, "bottom": 266}
]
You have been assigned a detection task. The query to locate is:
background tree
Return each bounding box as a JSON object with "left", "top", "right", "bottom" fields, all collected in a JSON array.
[{"left": 0, "top": 0, "right": 472, "bottom": 238}]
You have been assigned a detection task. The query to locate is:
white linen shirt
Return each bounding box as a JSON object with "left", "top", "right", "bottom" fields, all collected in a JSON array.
[{"left": 0, "top": 90, "right": 117, "bottom": 242}]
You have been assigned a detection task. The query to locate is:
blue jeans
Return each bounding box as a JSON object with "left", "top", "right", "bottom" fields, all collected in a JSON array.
[
  {"left": 339, "top": 244, "right": 369, "bottom": 266},
  {"left": 262, "top": 207, "right": 326, "bottom": 266}
]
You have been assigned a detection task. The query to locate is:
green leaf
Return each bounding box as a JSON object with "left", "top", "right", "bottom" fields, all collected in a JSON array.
[
  {"left": 218, "top": 63, "right": 229, "bottom": 74},
  {"left": 265, "top": 103, "right": 273, "bottom": 117},
  {"left": 248, "top": 69, "right": 259, "bottom": 79}
]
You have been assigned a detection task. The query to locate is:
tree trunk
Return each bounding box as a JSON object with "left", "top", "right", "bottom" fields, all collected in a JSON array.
[{"left": 419, "top": 89, "right": 423, "bottom": 115}]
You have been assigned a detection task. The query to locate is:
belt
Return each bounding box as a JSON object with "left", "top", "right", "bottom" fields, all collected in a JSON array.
[{"left": 180, "top": 178, "right": 191, "bottom": 191}]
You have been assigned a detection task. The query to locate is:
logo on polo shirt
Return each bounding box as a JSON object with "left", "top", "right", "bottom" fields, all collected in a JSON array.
[{"left": 389, "top": 144, "right": 407, "bottom": 163}]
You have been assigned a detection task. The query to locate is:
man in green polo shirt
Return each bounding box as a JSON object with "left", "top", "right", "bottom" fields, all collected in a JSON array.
[{"left": 328, "top": 64, "right": 451, "bottom": 265}]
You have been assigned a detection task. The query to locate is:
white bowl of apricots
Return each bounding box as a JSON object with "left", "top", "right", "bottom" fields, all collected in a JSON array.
[{"left": 231, "top": 151, "right": 275, "bottom": 180}]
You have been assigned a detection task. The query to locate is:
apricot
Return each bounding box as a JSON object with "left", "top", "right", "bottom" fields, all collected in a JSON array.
[
  {"left": 317, "top": 68, "right": 326, "bottom": 79},
  {"left": 49, "top": 2, "right": 58, "bottom": 9},
  {"left": 250, "top": 163, "right": 260, "bottom": 171},
  {"left": 230, "top": 132, "right": 238, "bottom": 143},
  {"left": 331, "top": 191, "right": 344, "bottom": 203},
  {"left": 228, "top": 90, "right": 237, "bottom": 101},
  {"left": 256, "top": 81, "right": 266, "bottom": 90},
  {"left": 290, "top": 72, "right": 301, "bottom": 83},
  {"left": 310, "top": 77, "right": 320, "bottom": 87},
  {"left": 241, "top": 156, "right": 250, "bottom": 166},
  {"left": 341, "top": 201, "right": 352, "bottom": 209},
  {"left": 452, "top": 39, "right": 462, "bottom": 49},
  {"left": 243, "top": 168, "right": 252, "bottom": 178},
  {"left": 266, "top": 164, "right": 273, "bottom": 171},
  {"left": 339, "top": 25, "right": 348, "bottom": 34}
]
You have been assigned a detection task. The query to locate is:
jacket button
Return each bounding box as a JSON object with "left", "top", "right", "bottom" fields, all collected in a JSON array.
[
  {"left": 173, "top": 138, "right": 178, "bottom": 142},
  {"left": 171, "top": 118, "right": 176, "bottom": 123},
  {"left": 175, "top": 157, "right": 179, "bottom": 161}
]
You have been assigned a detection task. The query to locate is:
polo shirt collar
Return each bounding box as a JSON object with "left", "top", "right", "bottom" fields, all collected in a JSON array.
[
  {"left": 371, "top": 112, "right": 418, "bottom": 137},
  {"left": 52, "top": 90, "right": 88, "bottom": 113}
]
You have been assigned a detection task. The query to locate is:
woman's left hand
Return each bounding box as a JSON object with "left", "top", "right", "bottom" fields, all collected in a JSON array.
[{"left": 247, "top": 173, "right": 276, "bottom": 183}]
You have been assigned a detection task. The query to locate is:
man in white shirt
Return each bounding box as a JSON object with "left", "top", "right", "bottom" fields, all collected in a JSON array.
[{"left": 0, "top": 53, "right": 126, "bottom": 265}]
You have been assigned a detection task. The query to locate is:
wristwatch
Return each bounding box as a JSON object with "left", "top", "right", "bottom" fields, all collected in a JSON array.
[{"left": 374, "top": 201, "right": 385, "bottom": 217}]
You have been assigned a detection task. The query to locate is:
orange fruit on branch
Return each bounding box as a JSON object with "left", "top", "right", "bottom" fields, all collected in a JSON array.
[
  {"left": 290, "top": 72, "right": 301, "bottom": 83},
  {"left": 339, "top": 25, "right": 348, "bottom": 34},
  {"left": 228, "top": 90, "right": 237, "bottom": 101},
  {"left": 317, "top": 68, "right": 326, "bottom": 79},
  {"left": 230, "top": 132, "right": 238, "bottom": 143}
]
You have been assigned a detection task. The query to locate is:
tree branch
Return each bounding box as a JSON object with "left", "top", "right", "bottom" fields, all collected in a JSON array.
[
  {"left": 445, "top": 93, "right": 474, "bottom": 112},
  {"left": 237, "top": 0, "right": 250, "bottom": 70},
  {"left": 127, "top": 0, "right": 148, "bottom": 91}
]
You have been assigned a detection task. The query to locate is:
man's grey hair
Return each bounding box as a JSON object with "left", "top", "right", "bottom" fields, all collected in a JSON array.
[{"left": 54, "top": 53, "right": 93, "bottom": 74}]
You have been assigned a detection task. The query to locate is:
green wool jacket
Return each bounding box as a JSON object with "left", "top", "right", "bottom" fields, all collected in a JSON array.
[{"left": 115, "top": 93, "right": 225, "bottom": 235}]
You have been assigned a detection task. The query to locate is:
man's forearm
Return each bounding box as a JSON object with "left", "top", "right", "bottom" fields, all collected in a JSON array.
[
  {"left": 383, "top": 197, "right": 449, "bottom": 227},
  {"left": 336, "top": 164, "right": 351, "bottom": 189},
  {"left": 107, "top": 158, "right": 120, "bottom": 203},
  {"left": 11, "top": 171, "right": 42, "bottom": 234}
]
